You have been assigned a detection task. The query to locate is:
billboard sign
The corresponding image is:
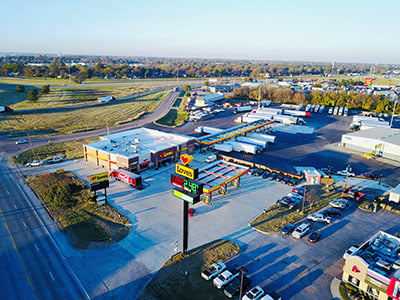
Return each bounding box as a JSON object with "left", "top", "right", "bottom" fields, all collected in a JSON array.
[
  {"left": 175, "top": 163, "right": 198, "bottom": 180},
  {"left": 90, "top": 180, "right": 109, "bottom": 191},
  {"left": 170, "top": 174, "right": 203, "bottom": 195},
  {"left": 89, "top": 172, "right": 109, "bottom": 184},
  {"left": 172, "top": 188, "right": 200, "bottom": 204}
]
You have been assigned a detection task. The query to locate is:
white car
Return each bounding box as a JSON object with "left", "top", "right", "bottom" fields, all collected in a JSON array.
[
  {"left": 292, "top": 223, "right": 311, "bottom": 239},
  {"left": 242, "top": 286, "right": 265, "bottom": 300},
  {"left": 16, "top": 139, "right": 28, "bottom": 145},
  {"left": 288, "top": 192, "right": 303, "bottom": 200},
  {"left": 307, "top": 213, "right": 331, "bottom": 224},
  {"left": 26, "top": 160, "right": 43, "bottom": 167},
  {"left": 201, "top": 262, "right": 226, "bottom": 280},
  {"left": 336, "top": 170, "right": 356, "bottom": 177},
  {"left": 329, "top": 200, "right": 347, "bottom": 209},
  {"left": 205, "top": 155, "right": 217, "bottom": 163},
  {"left": 213, "top": 270, "right": 238, "bottom": 289}
]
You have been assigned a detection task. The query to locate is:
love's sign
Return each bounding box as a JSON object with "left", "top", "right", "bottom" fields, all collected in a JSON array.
[{"left": 180, "top": 154, "right": 193, "bottom": 166}]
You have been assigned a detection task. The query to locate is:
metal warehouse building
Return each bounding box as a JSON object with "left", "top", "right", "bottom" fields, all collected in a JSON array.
[
  {"left": 341, "top": 128, "right": 400, "bottom": 162},
  {"left": 84, "top": 128, "right": 196, "bottom": 173}
]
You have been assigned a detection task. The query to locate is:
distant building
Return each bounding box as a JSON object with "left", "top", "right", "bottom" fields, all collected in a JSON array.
[
  {"left": 389, "top": 184, "right": 400, "bottom": 204},
  {"left": 194, "top": 93, "right": 225, "bottom": 107},
  {"left": 341, "top": 128, "right": 400, "bottom": 162},
  {"left": 303, "top": 167, "right": 323, "bottom": 185},
  {"left": 83, "top": 128, "right": 195, "bottom": 173},
  {"left": 342, "top": 231, "right": 400, "bottom": 300}
]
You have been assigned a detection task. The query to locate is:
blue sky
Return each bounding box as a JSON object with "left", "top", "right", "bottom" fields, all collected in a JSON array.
[{"left": 1, "top": 0, "right": 399, "bottom": 63}]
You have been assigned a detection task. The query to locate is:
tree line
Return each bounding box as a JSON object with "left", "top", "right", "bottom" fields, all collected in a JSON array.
[{"left": 231, "top": 87, "right": 398, "bottom": 114}]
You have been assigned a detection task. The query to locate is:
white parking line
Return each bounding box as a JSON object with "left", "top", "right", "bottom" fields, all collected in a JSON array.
[
  {"left": 14, "top": 204, "right": 17, "bottom": 209},
  {"left": 22, "top": 221, "right": 27, "bottom": 229},
  {"left": 34, "top": 243, "right": 40, "bottom": 251},
  {"left": 49, "top": 271, "right": 55, "bottom": 281},
  {"left": 6, "top": 190, "right": 9, "bottom": 195}
]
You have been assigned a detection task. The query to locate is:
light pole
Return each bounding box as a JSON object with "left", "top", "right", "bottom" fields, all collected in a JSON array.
[
  {"left": 302, "top": 187, "right": 307, "bottom": 212},
  {"left": 390, "top": 98, "right": 398, "bottom": 128},
  {"left": 344, "top": 164, "right": 351, "bottom": 190},
  {"left": 239, "top": 266, "right": 248, "bottom": 300}
]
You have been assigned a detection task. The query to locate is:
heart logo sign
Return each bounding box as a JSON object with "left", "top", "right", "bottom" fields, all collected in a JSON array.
[
  {"left": 180, "top": 154, "right": 193, "bottom": 166},
  {"left": 352, "top": 265, "right": 360, "bottom": 273}
]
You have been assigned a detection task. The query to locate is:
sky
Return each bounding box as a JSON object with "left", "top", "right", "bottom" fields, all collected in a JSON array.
[{"left": 1, "top": 0, "right": 400, "bottom": 64}]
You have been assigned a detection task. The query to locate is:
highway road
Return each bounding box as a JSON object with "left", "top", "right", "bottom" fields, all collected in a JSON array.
[{"left": 0, "top": 159, "right": 89, "bottom": 299}]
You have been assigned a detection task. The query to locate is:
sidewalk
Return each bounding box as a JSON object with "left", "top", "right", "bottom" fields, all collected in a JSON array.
[{"left": 330, "top": 277, "right": 343, "bottom": 300}]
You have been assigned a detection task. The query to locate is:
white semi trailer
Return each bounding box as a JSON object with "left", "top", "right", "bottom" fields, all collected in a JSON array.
[
  {"left": 236, "top": 136, "right": 267, "bottom": 149},
  {"left": 247, "top": 132, "right": 276, "bottom": 144}
]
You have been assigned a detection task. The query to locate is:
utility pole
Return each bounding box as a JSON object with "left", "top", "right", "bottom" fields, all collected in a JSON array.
[
  {"left": 344, "top": 164, "right": 351, "bottom": 190},
  {"left": 239, "top": 266, "right": 248, "bottom": 300},
  {"left": 390, "top": 98, "right": 398, "bottom": 128}
]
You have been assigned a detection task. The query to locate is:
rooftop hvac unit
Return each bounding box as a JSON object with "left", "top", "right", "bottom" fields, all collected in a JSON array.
[
  {"left": 131, "top": 144, "right": 141, "bottom": 151},
  {"left": 133, "top": 137, "right": 140, "bottom": 144},
  {"left": 376, "top": 259, "right": 392, "bottom": 270}
]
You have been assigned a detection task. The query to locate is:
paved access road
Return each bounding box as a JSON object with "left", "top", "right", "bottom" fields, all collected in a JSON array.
[{"left": 0, "top": 159, "right": 89, "bottom": 300}]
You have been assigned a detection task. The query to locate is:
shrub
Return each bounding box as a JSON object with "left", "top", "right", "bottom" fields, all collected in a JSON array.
[
  {"left": 16, "top": 85, "right": 25, "bottom": 92},
  {"left": 27, "top": 89, "right": 39, "bottom": 101},
  {"left": 41, "top": 85, "right": 50, "bottom": 94}
]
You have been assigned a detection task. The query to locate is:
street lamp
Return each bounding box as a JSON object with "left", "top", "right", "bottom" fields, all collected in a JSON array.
[
  {"left": 239, "top": 265, "right": 248, "bottom": 300},
  {"left": 344, "top": 164, "right": 351, "bottom": 190}
]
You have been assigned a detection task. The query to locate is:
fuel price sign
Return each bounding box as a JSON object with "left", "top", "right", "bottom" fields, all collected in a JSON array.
[{"left": 170, "top": 174, "right": 203, "bottom": 195}]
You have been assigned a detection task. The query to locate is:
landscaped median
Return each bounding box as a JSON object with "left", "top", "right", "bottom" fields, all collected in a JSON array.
[
  {"left": 27, "top": 171, "right": 130, "bottom": 248},
  {"left": 154, "top": 95, "right": 188, "bottom": 127},
  {"left": 139, "top": 239, "right": 239, "bottom": 300},
  {"left": 250, "top": 185, "right": 341, "bottom": 234}
]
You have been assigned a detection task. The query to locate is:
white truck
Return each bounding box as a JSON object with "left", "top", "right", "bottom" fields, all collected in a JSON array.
[
  {"left": 195, "top": 126, "right": 223, "bottom": 134},
  {"left": 247, "top": 132, "right": 276, "bottom": 144},
  {"left": 229, "top": 141, "right": 258, "bottom": 155},
  {"left": 98, "top": 96, "right": 116, "bottom": 103},
  {"left": 236, "top": 136, "right": 267, "bottom": 149},
  {"left": 253, "top": 107, "right": 282, "bottom": 115},
  {"left": 283, "top": 109, "right": 312, "bottom": 117},
  {"left": 214, "top": 143, "right": 233, "bottom": 152},
  {"left": 233, "top": 106, "right": 252, "bottom": 113},
  {"left": 274, "top": 115, "right": 306, "bottom": 125},
  {"left": 235, "top": 115, "right": 264, "bottom": 123}
]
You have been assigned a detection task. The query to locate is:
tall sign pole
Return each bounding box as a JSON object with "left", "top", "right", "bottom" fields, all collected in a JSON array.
[{"left": 171, "top": 154, "right": 203, "bottom": 255}]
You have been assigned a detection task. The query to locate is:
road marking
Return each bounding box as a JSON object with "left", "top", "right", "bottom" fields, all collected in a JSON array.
[
  {"left": 14, "top": 204, "right": 18, "bottom": 209},
  {"left": 23, "top": 221, "right": 27, "bottom": 228},
  {"left": 49, "top": 271, "right": 55, "bottom": 281},
  {"left": 6, "top": 190, "right": 9, "bottom": 195},
  {"left": 34, "top": 243, "right": 40, "bottom": 251}
]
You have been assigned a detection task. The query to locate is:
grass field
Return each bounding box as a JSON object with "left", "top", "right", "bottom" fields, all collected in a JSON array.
[
  {"left": 0, "top": 90, "right": 170, "bottom": 137},
  {"left": 27, "top": 171, "right": 130, "bottom": 249},
  {"left": 139, "top": 239, "right": 239, "bottom": 300},
  {"left": 12, "top": 136, "right": 99, "bottom": 165},
  {"left": 0, "top": 88, "right": 28, "bottom": 107},
  {"left": 155, "top": 95, "right": 188, "bottom": 127}
]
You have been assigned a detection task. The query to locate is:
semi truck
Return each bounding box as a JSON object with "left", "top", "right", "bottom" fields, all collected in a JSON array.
[
  {"left": 247, "top": 132, "right": 276, "bottom": 144},
  {"left": 236, "top": 136, "right": 267, "bottom": 149},
  {"left": 234, "top": 115, "right": 264, "bottom": 123},
  {"left": 283, "top": 109, "right": 312, "bottom": 117},
  {"left": 0, "top": 106, "right": 13, "bottom": 113},
  {"left": 233, "top": 106, "right": 252, "bottom": 113},
  {"left": 214, "top": 143, "right": 233, "bottom": 152},
  {"left": 274, "top": 115, "right": 306, "bottom": 125},
  {"left": 252, "top": 107, "right": 282, "bottom": 115},
  {"left": 194, "top": 126, "right": 223, "bottom": 134},
  {"left": 229, "top": 141, "right": 258, "bottom": 155},
  {"left": 109, "top": 169, "right": 143, "bottom": 189}
]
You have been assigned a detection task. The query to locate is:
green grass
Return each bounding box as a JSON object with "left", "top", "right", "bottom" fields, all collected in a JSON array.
[
  {"left": 155, "top": 109, "right": 178, "bottom": 126},
  {"left": 27, "top": 171, "right": 130, "bottom": 248},
  {"left": 139, "top": 239, "right": 239, "bottom": 300},
  {"left": 172, "top": 98, "right": 182, "bottom": 107},
  {"left": 11, "top": 136, "right": 99, "bottom": 165},
  {"left": 155, "top": 95, "right": 188, "bottom": 127},
  {"left": 0, "top": 90, "right": 170, "bottom": 137},
  {"left": 250, "top": 186, "right": 338, "bottom": 233},
  {"left": 0, "top": 88, "right": 29, "bottom": 106}
]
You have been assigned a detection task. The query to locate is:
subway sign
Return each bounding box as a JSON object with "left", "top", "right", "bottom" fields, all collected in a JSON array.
[
  {"left": 89, "top": 172, "right": 109, "bottom": 184},
  {"left": 171, "top": 174, "right": 203, "bottom": 195},
  {"left": 175, "top": 163, "right": 198, "bottom": 180},
  {"left": 173, "top": 188, "right": 200, "bottom": 204}
]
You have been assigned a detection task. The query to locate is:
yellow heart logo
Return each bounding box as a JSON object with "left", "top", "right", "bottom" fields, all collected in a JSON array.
[{"left": 180, "top": 154, "right": 193, "bottom": 166}]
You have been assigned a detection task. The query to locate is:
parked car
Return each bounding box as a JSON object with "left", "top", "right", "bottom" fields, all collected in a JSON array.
[
  {"left": 201, "top": 262, "right": 226, "bottom": 280},
  {"left": 188, "top": 208, "right": 195, "bottom": 217},
  {"left": 288, "top": 178, "right": 298, "bottom": 186},
  {"left": 223, "top": 275, "right": 251, "bottom": 298},
  {"left": 291, "top": 187, "right": 305, "bottom": 196},
  {"left": 205, "top": 154, "right": 217, "bottom": 163},
  {"left": 26, "top": 160, "right": 43, "bottom": 167},
  {"left": 262, "top": 171, "right": 271, "bottom": 179},
  {"left": 282, "top": 176, "right": 291, "bottom": 184},
  {"left": 276, "top": 197, "right": 297, "bottom": 209},
  {"left": 361, "top": 173, "right": 379, "bottom": 179},
  {"left": 280, "top": 224, "right": 295, "bottom": 235},
  {"left": 213, "top": 270, "right": 239, "bottom": 289},
  {"left": 242, "top": 286, "right": 265, "bottom": 300},
  {"left": 307, "top": 213, "right": 331, "bottom": 224},
  {"left": 336, "top": 170, "right": 356, "bottom": 177},
  {"left": 292, "top": 223, "right": 311, "bottom": 239},
  {"left": 329, "top": 200, "right": 347, "bottom": 209},
  {"left": 334, "top": 198, "right": 350, "bottom": 206},
  {"left": 249, "top": 168, "right": 258, "bottom": 176},
  {"left": 45, "top": 156, "right": 64, "bottom": 164},
  {"left": 274, "top": 174, "right": 284, "bottom": 182},
  {"left": 307, "top": 231, "right": 322, "bottom": 243},
  {"left": 255, "top": 169, "right": 264, "bottom": 177},
  {"left": 16, "top": 139, "right": 28, "bottom": 145},
  {"left": 322, "top": 207, "right": 342, "bottom": 217},
  {"left": 288, "top": 192, "right": 303, "bottom": 201},
  {"left": 269, "top": 172, "right": 278, "bottom": 180}
]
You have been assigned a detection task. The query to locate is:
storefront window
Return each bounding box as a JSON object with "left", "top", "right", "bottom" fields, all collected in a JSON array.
[
  {"left": 348, "top": 275, "right": 360, "bottom": 287},
  {"left": 366, "top": 285, "right": 379, "bottom": 298}
]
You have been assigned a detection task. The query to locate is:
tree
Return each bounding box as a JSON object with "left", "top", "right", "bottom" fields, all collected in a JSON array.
[
  {"left": 27, "top": 89, "right": 39, "bottom": 101},
  {"left": 183, "top": 85, "right": 191, "bottom": 92},
  {"left": 185, "top": 92, "right": 191, "bottom": 97},
  {"left": 203, "top": 81, "right": 210, "bottom": 86},
  {"left": 40, "top": 85, "right": 50, "bottom": 94},
  {"left": 16, "top": 85, "right": 25, "bottom": 93}
]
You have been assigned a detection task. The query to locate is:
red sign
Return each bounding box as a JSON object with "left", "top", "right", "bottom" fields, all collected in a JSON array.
[
  {"left": 352, "top": 265, "right": 360, "bottom": 273},
  {"left": 364, "top": 78, "right": 373, "bottom": 87},
  {"left": 388, "top": 277, "right": 400, "bottom": 300}
]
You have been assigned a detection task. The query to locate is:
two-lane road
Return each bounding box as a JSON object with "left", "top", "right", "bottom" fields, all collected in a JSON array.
[{"left": 0, "top": 160, "right": 89, "bottom": 299}]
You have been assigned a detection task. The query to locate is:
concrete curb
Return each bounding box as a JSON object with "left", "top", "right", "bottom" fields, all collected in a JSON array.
[{"left": 330, "top": 277, "right": 343, "bottom": 300}]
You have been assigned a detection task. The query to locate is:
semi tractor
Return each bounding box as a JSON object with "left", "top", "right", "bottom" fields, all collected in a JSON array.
[
  {"left": 109, "top": 169, "right": 143, "bottom": 189},
  {"left": 98, "top": 96, "right": 116, "bottom": 103},
  {"left": 233, "top": 106, "right": 252, "bottom": 113}
]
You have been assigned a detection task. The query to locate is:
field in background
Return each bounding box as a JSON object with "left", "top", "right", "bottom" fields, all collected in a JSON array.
[{"left": 1, "top": 90, "right": 170, "bottom": 136}]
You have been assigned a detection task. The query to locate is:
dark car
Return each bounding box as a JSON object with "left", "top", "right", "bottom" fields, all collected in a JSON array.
[
  {"left": 277, "top": 197, "right": 297, "bottom": 209},
  {"left": 292, "top": 187, "right": 305, "bottom": 196},
  {"left": 282, "top": 176, "right": 291, "bottom": 184},
  {"left": 262, "top": 171, "right": 271, "bottom": 179},
  {"left": 361, "top": 173, "right": 379, "bottom": 179},
  {"left": 288, "top": 178, "right": 298, "bottom": 186},
  {"left": 307, "top": 231, "right": 322, "bottom": 243},
  {"left": 280, "top": 224, "right": 295, "bottom": 235},
  {"left": 269, "top": 172, "right": 278, "bottom": 180},
  {"left": 274, "top": 174, "right": 284, "bottom": 182},
  {"left": 255, "top": 169, "right": 264, "bottom": 177},
  {"left": 223, "top": 275, "right": 251, "bottom": 298},
  {"left": 323, "top": 207, "right": 342, "bottom": 217}
]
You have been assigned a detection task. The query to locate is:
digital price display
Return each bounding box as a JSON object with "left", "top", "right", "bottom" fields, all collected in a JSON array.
[{"left": 170, "top": 174, "right": 203, "bottom": 195}]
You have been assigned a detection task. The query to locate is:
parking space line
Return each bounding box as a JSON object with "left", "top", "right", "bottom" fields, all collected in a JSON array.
[
  {"left": 22, "top": 221, "right": 27, "bottom": 229},
  {"left": 49, "top": 271, "right": 55, "bottom": 281}
]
